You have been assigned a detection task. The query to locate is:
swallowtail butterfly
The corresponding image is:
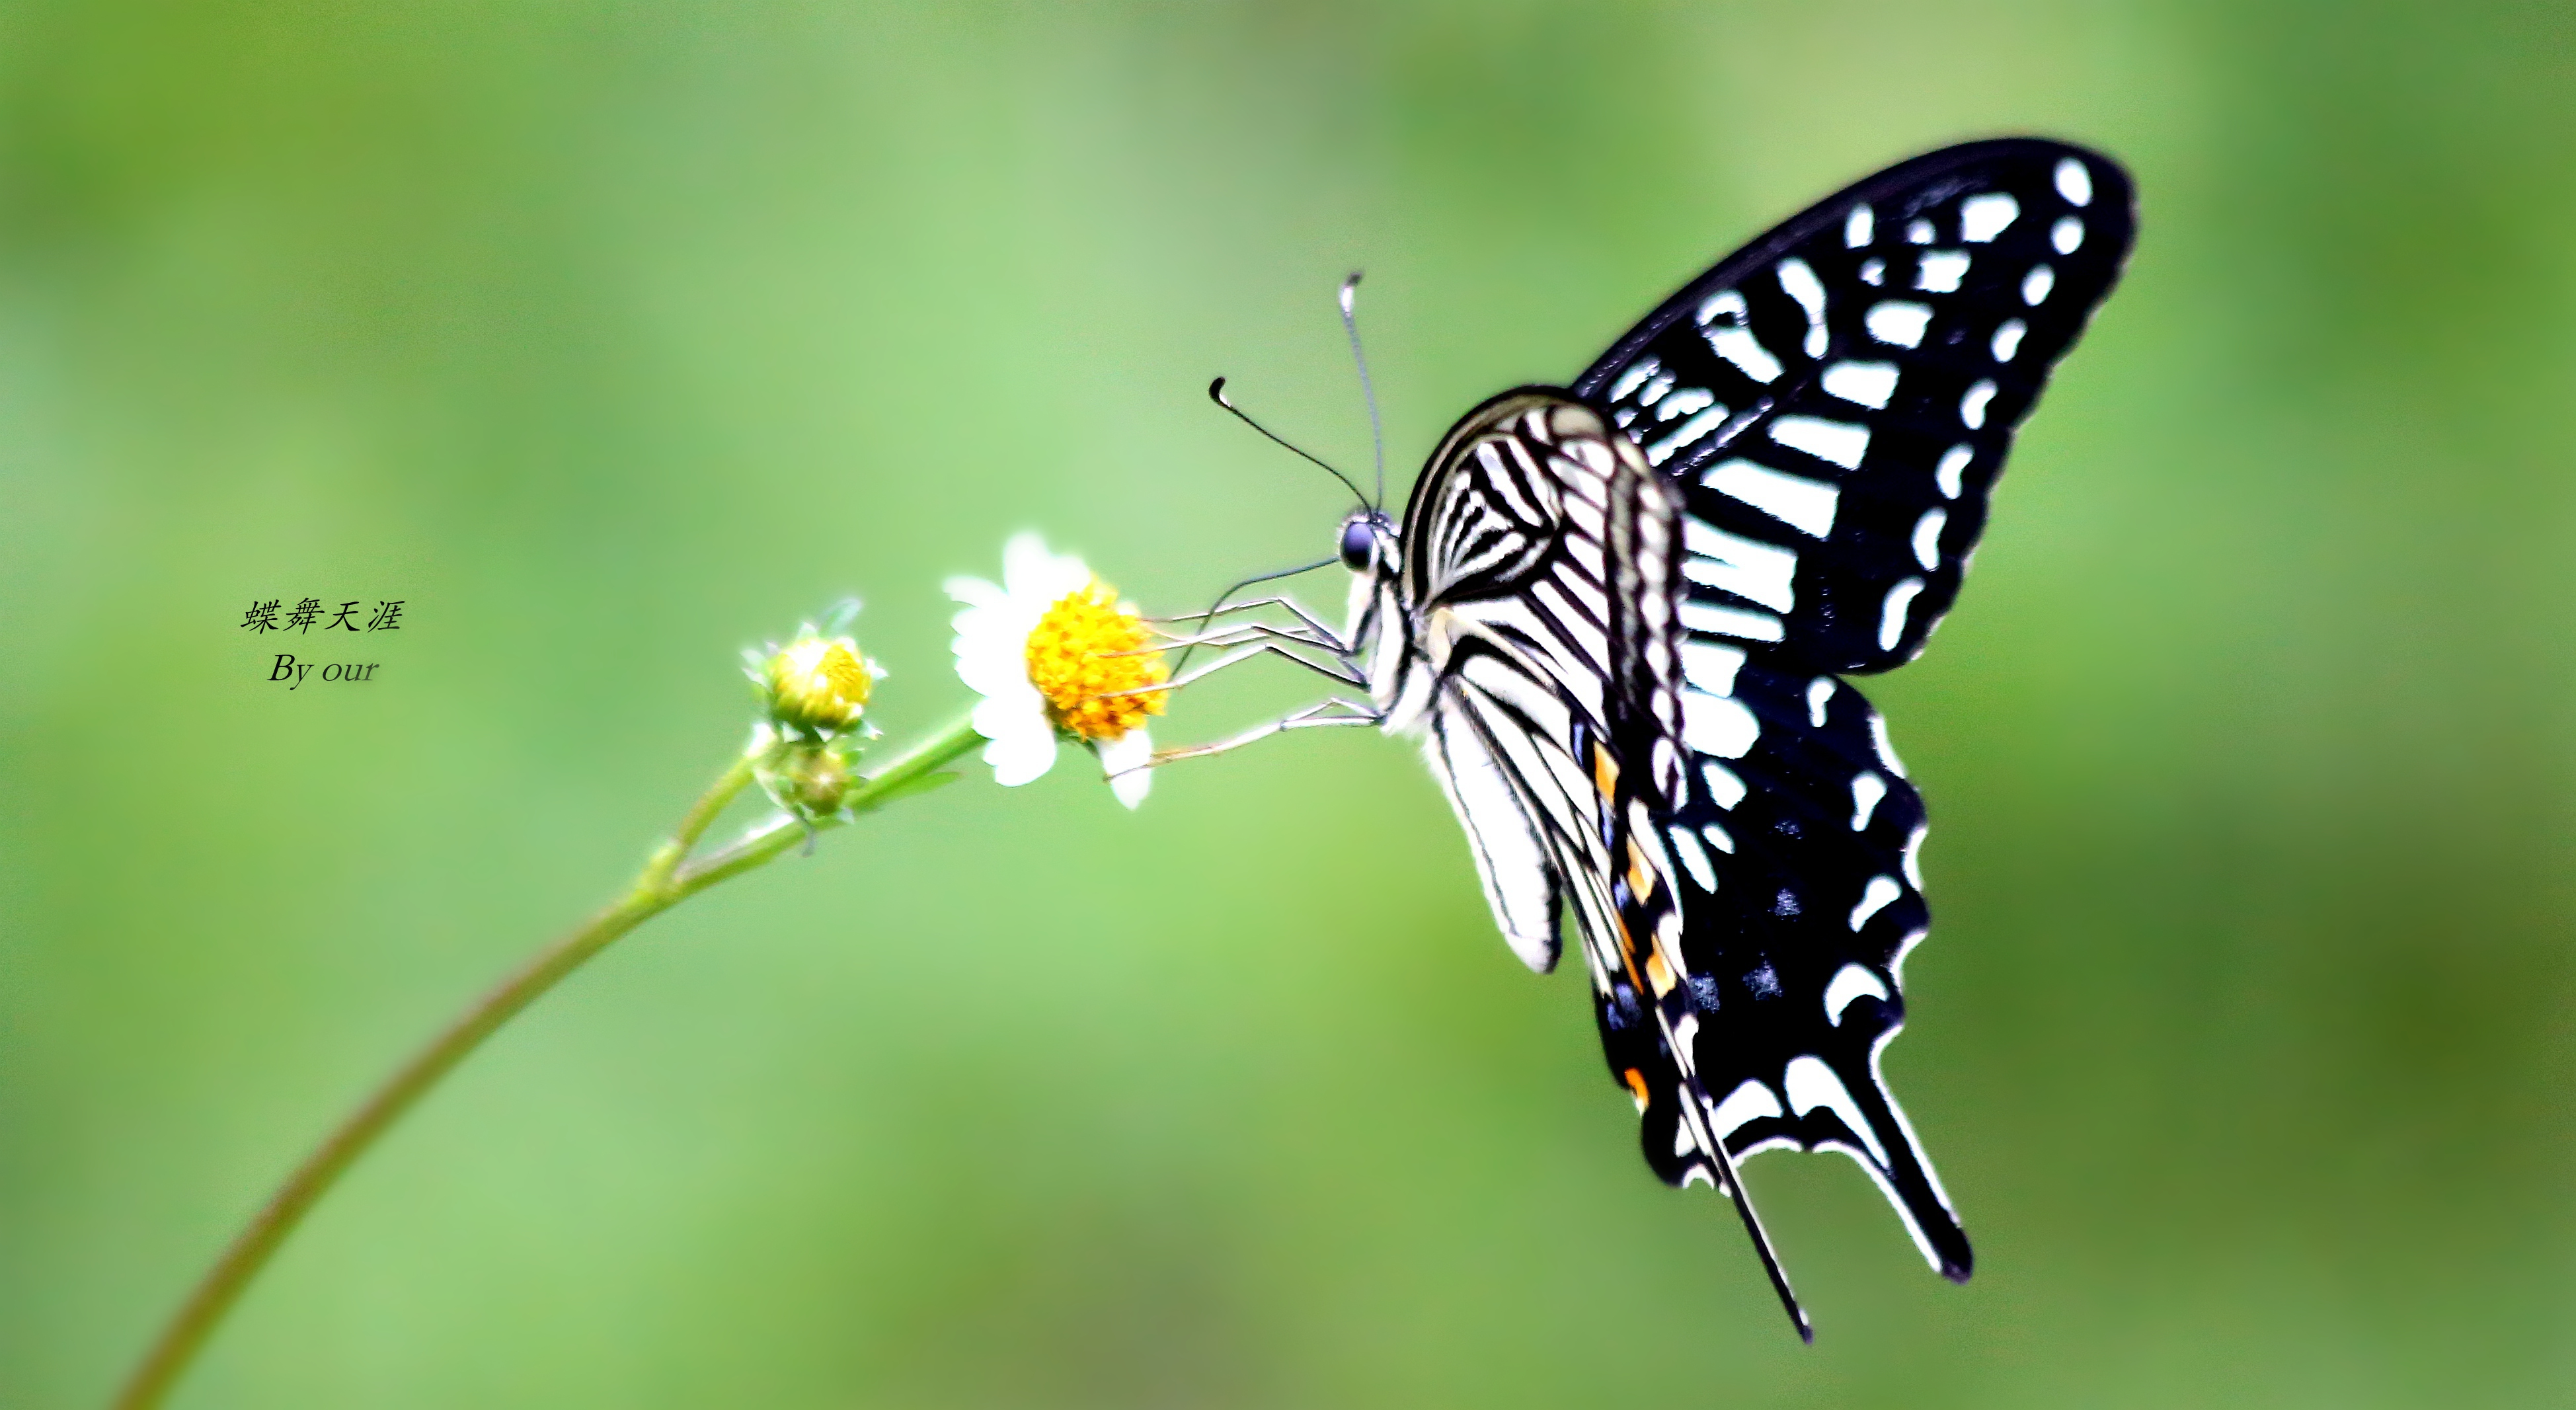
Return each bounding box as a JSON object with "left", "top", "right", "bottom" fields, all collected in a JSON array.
[{"left": 1175, "top": 138, "right": 2133, "bottom": 1337}]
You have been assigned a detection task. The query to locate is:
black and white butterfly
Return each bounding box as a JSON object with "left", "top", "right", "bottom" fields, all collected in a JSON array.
[{"left": 1161, "top": 138, "right": 2133, "bottom": 1337}]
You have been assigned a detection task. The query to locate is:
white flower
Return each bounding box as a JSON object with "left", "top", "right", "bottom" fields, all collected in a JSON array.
[{"left": 945, "top": 532, "right": 1167, "bottom": 808}]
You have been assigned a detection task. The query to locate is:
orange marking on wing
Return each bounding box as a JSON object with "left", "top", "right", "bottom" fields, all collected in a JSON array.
[
  {"left": 1621, "top": 1068, "right": 1652, "bottom": 1112},
  {"left": 1646, "top": 949, "right": 1676, "bottom": 998}
]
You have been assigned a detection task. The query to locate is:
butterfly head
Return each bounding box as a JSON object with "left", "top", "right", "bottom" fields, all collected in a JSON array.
[{"left": 1337, "top": 508, "right": 1398, "bottom": 578}]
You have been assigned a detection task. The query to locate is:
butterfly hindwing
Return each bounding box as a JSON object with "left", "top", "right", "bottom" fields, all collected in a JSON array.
[
  {"left": 1573, "top": 138, "right": 2134, "bottom": 673},
  {"left": 1662, "top": 645, "right": 1971, "bottom": 1278}
]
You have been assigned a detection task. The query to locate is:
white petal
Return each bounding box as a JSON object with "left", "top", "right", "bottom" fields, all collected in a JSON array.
[
  {"left": 999, "top": 532, "right": 1053, "bottom": 597},
  {"left": 1096, "top": 728, "right": 1154, "bottom": 810},
  {"left": 942, "top": 574, "right": 1007, "bottom": 609},
  {"left": 978, "top": 709, "right": 1058, "bottom": 785},
  {"left": 971, "top": 686, "right": 1038, "bottom": 737},
  {"left": 953, "top": 633, "right": 1033, "bottom": 697},
  {"left": 1002, "top": 533, "right": 1089, "bottom": 604}
]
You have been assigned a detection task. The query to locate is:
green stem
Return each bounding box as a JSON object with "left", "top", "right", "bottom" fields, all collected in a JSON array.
[{"left": 110, "top": 714, "right": 984, "bottom": 1410}]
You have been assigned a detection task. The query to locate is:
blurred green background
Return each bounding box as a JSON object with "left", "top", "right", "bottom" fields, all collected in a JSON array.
[{"left": 6, "top": 1, "right": 2576, "bottom": 1405}]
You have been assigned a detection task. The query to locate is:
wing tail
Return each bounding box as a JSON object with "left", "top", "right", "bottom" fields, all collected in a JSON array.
[
  {"left": 1704, "top": 1030, "right": 1974, "bottom": 1283},
  {"left": 1680, "top": 1065, "right": 1815, "bottom": 1341},
  {"left": 1820, "top": 1043, "right": 1973, "bottom": 1282}
]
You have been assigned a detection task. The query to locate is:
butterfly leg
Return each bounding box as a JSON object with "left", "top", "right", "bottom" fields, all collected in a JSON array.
[
  {"left": 1150, "top": 594, "right": 1346, "bottom": 646},
  {"left": 1103, "top": 637, "right": 1367, "bottom": 699},
  {"left": 1121, "top": 697, "right": 1380, "bottom": 773},
  {"left": 1134, "top": 623, "right": 1343, "bottom": 657}
]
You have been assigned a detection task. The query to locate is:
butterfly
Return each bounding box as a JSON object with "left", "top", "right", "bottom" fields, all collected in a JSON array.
[{"left": 1165, "top": 137, "right": 2134, "bottom": 1337}]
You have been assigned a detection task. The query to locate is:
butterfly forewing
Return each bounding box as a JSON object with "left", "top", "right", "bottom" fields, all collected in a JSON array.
[
  {"left": 1404, "top": 393, "right": 1678, "bottom": 981},
  {"left": 1574, "top": 138, "right": 2134, "bottom": 673}
]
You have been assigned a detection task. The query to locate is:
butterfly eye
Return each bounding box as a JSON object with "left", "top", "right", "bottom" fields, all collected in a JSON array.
[{"left": 1338, "top": 519, "right": 1377, "bottom": 571}]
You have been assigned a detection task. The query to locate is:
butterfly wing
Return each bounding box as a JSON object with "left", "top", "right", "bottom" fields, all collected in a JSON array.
[
  {"left": 1641, "top": 642, "right": 1971, "bottom": 1279},
  {"left": 1575, "top": 137, "right": 2133, "bottom": 670},
  {"left": 1401, "top": 391, "right": 1661, "bottom": 983},
  {"left": 1389, "top": 140, "right": 2131, "bottom": 1320},
  {"left": 1572, "top": 139, "right": 2132, "bottom": 1282},
  {"left": 1402, "top": 390, "right": 1842, "bottom": 1329}
]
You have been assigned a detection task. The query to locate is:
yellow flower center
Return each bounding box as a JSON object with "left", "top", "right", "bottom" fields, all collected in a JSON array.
[
  {"left": 770, "top": 637, "right": 872, "bottom": 730},
  {"left": 1025, "top": 580, "right": 1167, "bottom": 741}
]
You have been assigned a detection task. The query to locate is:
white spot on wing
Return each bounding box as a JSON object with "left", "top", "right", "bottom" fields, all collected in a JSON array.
[
  {"left": 1805, "top": 676, "right": 1833, "bottom": 728},
  {"left": 2052, "top": 215, "right": 2084, "bottom": 254},
  {"left": 2056, "top": 156, "right": 2093, "bottom": 206},
  {"left": 1709, "top": 1079, "right": 1785, "bottom": 1138},
  {"left": 1878, "top": 576, "right": 1924, "bottom": 651},
  {"left": 1682, "top": 518, "right": 1799, "bottom": 612},
  {"left": 1710, "top": 329, "right": 1782, "bottom": 384},
  {"left": 1668, "top": 826, "right": 1716, "bottom": 892},
  {"left": 1822, "top": 361, "right": 1898, "bottom": 410},
  {"left": 1647, "top": 405, "right": 1730, "bottom": 466},
  {"left": 1783, "top": 1056, "right": 1889, "bottom": 1166},
  {"left": 1767, "top": 416, "right": 1870, "bottom": 471},
  {"left": 1845, "top": 204, "right": 1873, "bottom": 247},
  {"left": 1608, "top": 357, "right": 1660, "bottom": 404},
  {"left": 1850, "top": 874, "right": 1901, "bottom": 931},
  {"left": 1911, "top": 508, "right": 1947, "bottom": 569},
  {"left": 1705, "top": 457, "right": 1841, "bottom": 537},
  {"left": 1960, "top": 379, "right": 1996, "bottom": 430},
  {"left": 1850, "top": 770, "right": 1887, "bottom": 830},
  {"left": 1699, "top": 760, "right": 1746, "bottom": 810},
  {"left": 1655, "top": 387, "right": 1715, "bottom": 421},
  {"left": 1776, "top": 258, "right": 1829, "bottom": 358},
  {"left": 1865, "top": 301, "right": 1930, "bottom": 348},
  {"left": 1701, "top": 820, "right": 1735, "bottom": 853},
  {"left": 1682, "top": 687, "right": 1760, "bottom": 759},
  {"left": 1823, "top": 963, "right": 1891, "bottom": 1025},
  {"left": 1916, "top": 251, "right": 1970, "bottom": 293},
  {"left": 1905, "top": 217, "right": 1933, "bottom": 245},
  {"left": 1935, "top": 444, "right": 1972, "bottom": 498},
  {"left": 1902, "top": 822, "right": 1928, "bottom": 887},
  {"left": 1678, "top": 639, "right": 1744, "bottom": 697},
  {"left": 2023, "top": 264, "right": 2056, "bottom": 305},
  {"left": 1699, "top": 290, "right": 1782, "bottom": 383},
  {"left": 1959, "top": 192, "right": 2017, "bottom": 242},
  {"left": 1679, "top": 599, "right": 1784, "bottom": 643},
  {"left": 1860, "top": 257, "right": 1885, "bottom": 286},
  {"left": 1990, "top": 318, "right": 2026, "bottom": 362}
]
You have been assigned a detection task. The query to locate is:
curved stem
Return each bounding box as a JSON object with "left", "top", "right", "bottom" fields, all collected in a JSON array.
[{"left": 111, "top": 715, "right": 983, "bottom": 1410}]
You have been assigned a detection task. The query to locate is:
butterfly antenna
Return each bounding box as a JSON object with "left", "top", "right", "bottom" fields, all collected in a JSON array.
[
  {"left": 1208, "top": 378, "right": 1370, "bottom": 508},
  {"left": 1339, "top": 272, "right": 1386, "bottom": 509},
  {"left": 1707, "top": 1134, "right": 1814, "bottom": 1343}
]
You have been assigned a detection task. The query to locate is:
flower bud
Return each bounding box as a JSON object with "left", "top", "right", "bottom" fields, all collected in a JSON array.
[
  {"left": 747, "top": 619, "right": 882, "bottom": 741},
  {"left": 779, "top": 742, "right": 852, "bottom": 815}
]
